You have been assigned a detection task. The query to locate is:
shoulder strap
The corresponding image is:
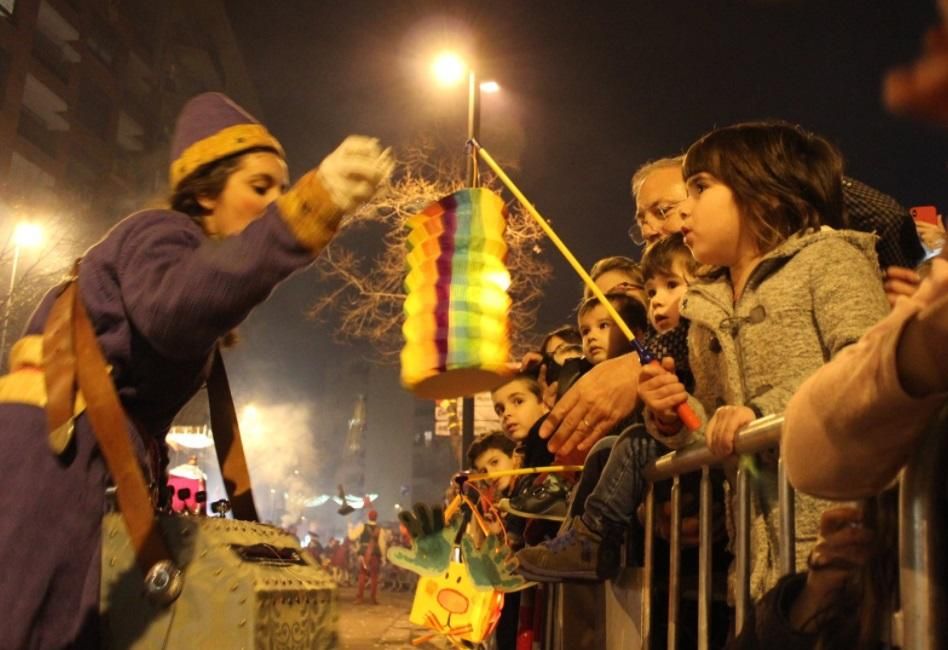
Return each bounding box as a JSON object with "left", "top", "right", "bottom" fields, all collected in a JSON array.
[
  {"left": 44, "top": 277, "right": 260, "bottom": 569},
  {"left": 206, "top": 349, "right": 258, "bottom": 521},
  {"left": 49, "top": 282, "right": 173, "bottom": 575}
]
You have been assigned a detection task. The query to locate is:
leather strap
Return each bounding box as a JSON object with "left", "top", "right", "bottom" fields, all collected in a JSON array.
[
  {"left": 43, "top": 275, "right": 258, "bottom": 577},
  {"left": 43, "top": 277, "right": 78, "bottom": 455},
  {"left": 45, "top": 282, "right": 172, "bottom": 574},
  {"left": 206, "top": 349, "right": 258, "bottom": 521}
]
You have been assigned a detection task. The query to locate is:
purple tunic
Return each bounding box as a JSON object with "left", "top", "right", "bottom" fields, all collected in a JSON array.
[{"left": 0, "top": 205, "right": 316, "bottom": 648}]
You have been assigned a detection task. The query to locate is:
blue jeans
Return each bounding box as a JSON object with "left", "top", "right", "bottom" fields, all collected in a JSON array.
[{"left": 581, "top": 423, "right": 663, "bottom": 537}]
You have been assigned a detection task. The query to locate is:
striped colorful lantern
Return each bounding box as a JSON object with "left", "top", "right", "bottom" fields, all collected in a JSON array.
[{"left": 401, "top": 188, "right": 512, "bottom": 399}]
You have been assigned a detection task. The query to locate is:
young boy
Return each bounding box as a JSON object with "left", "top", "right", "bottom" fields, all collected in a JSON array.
[
  {"left": 465, "top": 432, "right": 526, "bottom": 648},
  {"left": 517, "top": 233, "right": 700, "bottom": 581},
  {"left": 491, "top": 375, "right": 550, "bottom": 443},
  {"left": 467, "top": 431, "right": 522, "bottom": 499},
  {"left": 577, "top": 292, "right": 649, "bottom": 365}
]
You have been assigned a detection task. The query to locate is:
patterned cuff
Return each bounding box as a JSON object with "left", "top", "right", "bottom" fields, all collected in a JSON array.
[{"left": 275, "top": 169, "right": 344, "bottom": 253}]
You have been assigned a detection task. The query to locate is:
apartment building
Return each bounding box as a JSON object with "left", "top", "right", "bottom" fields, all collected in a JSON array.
[{"left": 0, "top": 0, "right": 261, "bottom": 228}]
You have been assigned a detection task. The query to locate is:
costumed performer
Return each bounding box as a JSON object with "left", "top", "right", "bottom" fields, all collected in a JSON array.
[{"left": 0, "top": 91, "right": 393, "bottom": 648}]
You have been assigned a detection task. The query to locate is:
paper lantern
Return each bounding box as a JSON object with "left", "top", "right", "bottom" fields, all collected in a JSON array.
[
  {"left": 408, "top": 558, "right": 505, "bottom": 644},
  {"left": 401, "top": 188, "right": 512, "bottom": 398}
]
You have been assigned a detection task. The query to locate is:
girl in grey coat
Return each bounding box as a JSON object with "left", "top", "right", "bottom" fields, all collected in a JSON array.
[{"left": 646, "top": 122, "right": 889, "bottom": 601}]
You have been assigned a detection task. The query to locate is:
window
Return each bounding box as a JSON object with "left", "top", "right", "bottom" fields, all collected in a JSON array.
[
  {"left": 76, "top": 79, "right": 111, "bottom": 140},
  {"left": 9, "top": 152, "right": 55, "bottom": 193},
  {"left": 17, "top": 106, "right": 60, "bottom": 157},
  {"left": 85, "top": 14, "right": 117, "bottom": 67},
  {"left": 0, "top": 0, "right": 15, "bottom": 19}
]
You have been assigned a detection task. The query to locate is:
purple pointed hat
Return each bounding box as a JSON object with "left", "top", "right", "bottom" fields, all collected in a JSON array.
[{"left": 169, "top": 92, "right": 284, "bottom": 189}]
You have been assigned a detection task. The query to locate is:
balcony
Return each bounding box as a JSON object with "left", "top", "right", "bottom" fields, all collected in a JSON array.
[
  {"left": 32, "top": 30, "right": 71, "bottom": 84},
  {"left": 20, "top": 72, "right": 69, "bottom": 153},
  {"left": 17, "top": 106, "right": 60, "bottom": 157},
  {"left": 35, "top": 0, "right": 80, "bottom": 76}
]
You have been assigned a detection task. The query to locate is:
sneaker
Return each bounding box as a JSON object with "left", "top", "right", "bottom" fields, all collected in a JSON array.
[
  {"left": 499, "top": 474, "right": 569, "bottom": 521},
  {"left": 515, "top": 517, "right": 620, "bottom": 582}
]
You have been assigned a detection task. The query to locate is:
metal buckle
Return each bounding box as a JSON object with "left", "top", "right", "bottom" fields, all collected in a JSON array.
[{"left": 144, "top": 560, "right": 183, "bottom": 606}]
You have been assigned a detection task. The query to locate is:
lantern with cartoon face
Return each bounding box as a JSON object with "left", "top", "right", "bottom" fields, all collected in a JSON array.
[{"left": 409, "top": 554, "right": 505, "bottom": 643}]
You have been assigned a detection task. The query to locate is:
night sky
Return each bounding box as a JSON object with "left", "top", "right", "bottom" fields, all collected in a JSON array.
[{"left": 221, "top": 0, "right": 947, "bottom": 517}]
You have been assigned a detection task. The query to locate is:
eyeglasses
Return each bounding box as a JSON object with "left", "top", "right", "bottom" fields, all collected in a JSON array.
[{"left": 628, "top": 200, "right": 684, "bottom": 246}]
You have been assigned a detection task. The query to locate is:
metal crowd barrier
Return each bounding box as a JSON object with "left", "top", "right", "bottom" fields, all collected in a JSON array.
[
  {"left": 628, "top": 411, "right": 947, "bottom": 650},
  {"left": 895, "top": 407, "right": 948, "bottom": 650},
  {"left": 640, "top": 414, "right": 786, "bottom": 649}
]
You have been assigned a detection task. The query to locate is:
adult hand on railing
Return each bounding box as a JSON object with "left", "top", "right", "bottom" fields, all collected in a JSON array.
[
  {"left": 706, "top": 405, "right": 757, "bottom": 457},
  {"left": 788, "top": 506, "right": 872, "bottom": 632},
  {"left": 539, "top": 352, "right": 642, "bottom": 455}
]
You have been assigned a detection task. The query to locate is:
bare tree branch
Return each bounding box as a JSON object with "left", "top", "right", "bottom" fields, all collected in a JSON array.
[{"left": 309, "top": 144, "right": 551, "bottom": 363}]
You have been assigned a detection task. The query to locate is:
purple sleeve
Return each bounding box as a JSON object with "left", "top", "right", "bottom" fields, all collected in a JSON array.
[{"left": 80, "top": 206, "right": 316, "bottom": 360}]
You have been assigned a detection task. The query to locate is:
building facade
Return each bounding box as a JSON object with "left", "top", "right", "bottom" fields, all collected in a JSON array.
[{"left": 0, "top": 0, "right": 262, "bottom": 227}]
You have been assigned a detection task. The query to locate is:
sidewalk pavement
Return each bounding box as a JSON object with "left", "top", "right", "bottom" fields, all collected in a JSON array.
[{"left": 336, "top": 585, "right": 451, "bottom": 649}]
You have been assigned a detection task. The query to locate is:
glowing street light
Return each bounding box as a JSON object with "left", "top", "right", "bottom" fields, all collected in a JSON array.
[
  {"left": 13, "top": 222, "right": 44, "bottom": 248},
  {"left": 430, "top": 51, "right": 501, "bottom": 188},
  {"left": 1, "top": 221, "right": 45, "bottom": 364},
  {"left": 432, "top": 51, "right": 466, "bottom": 86}
]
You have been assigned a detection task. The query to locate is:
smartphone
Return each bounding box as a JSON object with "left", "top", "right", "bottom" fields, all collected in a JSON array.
[{"left": 911, "top": 205, "right": 939, "bottom": 226}]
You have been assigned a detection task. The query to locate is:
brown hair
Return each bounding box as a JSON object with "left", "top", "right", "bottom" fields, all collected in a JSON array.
[
  {"left": 169, "top": 146, "right": 279, "bottom": 217},
  {"left": 577, "top": 292, "right": 648, "bottom": 337},
  {"left": 539, "top": 325, "right": 582, "bottom": 356},
  {"left": 466, "top": 431, "right": 518, "bottom": 466},
  {"left": 641, "top": 232, "right": 700, "bottom": 282},
  {"left": 683, "top": 121, "right": 845, "bottom": 254},
  {"left": 491, "top": 374, "right": 543, "bottom": 400},
  {"left": 585, "top": 256, "right": 644, "bottom": 299}
]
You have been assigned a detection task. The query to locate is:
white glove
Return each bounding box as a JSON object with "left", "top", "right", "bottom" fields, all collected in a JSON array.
[{"left": 317, "top": 136, "right": 394, "bottom": 212}]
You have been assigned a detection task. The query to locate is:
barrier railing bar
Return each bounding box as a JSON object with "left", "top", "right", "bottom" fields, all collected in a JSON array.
[
  {"left": 698, "top": 465, "right": 712, "bottom": 650},
  {"left": 735, "top": 463, "right": 751, "bottom": 636},
  {"left": 644, "top": 415, "right": 783, "bottom": 483},
  {"left": 668, "top": 475, "right": 681, "bottom": 649},
  {"left": 642, "top": 485, "right": 654, "bottom": 648},
  {"left": 778, "top": 457, "right": 796, "bottom": 576},
  {"left": 898, "top": 411, "right": 948, "bottom": 650}
]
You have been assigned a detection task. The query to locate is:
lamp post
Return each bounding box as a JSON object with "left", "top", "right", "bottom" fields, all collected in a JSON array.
[
  {"left": 431, "top": 52, "right": 502, "bottom": 468},
  {"left": 466, "top": 67, "right": 480, "bottom": 187},
  {"left": 431, "top": 51, "right": 501, "bottom": 188},
  {"left": 1, "top": 222, "right": 44, "bottom": 366}
]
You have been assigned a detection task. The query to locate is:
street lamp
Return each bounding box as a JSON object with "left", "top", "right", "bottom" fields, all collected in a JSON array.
[
  {"left": 431, "top": 50, "right": 500, "bottom": 188},
  {"left": 1, "top": 222, "right": 45, "bottom": 365},
  {"left": 431, "top": 52, "right": 503, "bottom": 467}
]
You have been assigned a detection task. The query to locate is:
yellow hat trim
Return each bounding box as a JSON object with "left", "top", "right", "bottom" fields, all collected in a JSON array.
[{"left": 170, "top": 123, "right": 285, "bottom": 189}]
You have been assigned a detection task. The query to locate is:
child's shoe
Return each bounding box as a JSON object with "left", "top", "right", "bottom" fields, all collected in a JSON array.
[
  {"left": 515, "top": 517, "right": 620, "bottom": 582},
  {"left": 497, "top": 474, "right": 569, "bottom": 521}
]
